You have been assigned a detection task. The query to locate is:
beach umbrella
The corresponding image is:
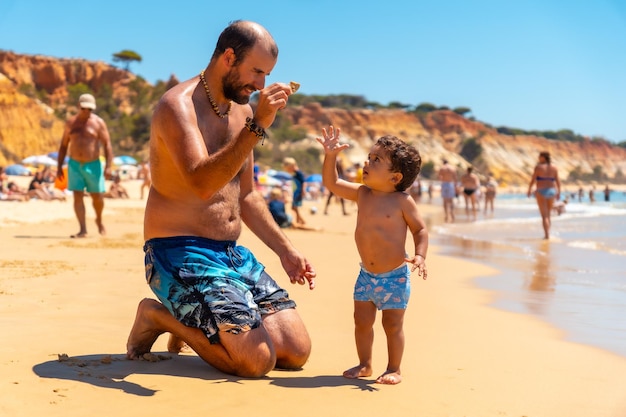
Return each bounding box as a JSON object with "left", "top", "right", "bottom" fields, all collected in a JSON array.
[
  {"left": 305, "top": 173, "right": 323, "bottom": 183},
  {"left": 258, "top": 174, "right": 282, "bottom": 186},
  {"left": 5, "top": 164, "right": 32, "bottom": 176},
  {"left": 113, "top": 155, "right": 138, "bottom": 166},
  {"left": 267, "top": 169, "right": 292, "bottom": 181},
  {"left": 115, "top": 164, "right": 139, "bottom": 179},
  {"left": 22, "top": 154, "right": 57, "bottom": 166},
  {"left": 47, "top": 151, "right": 69, "bottom": 165}
]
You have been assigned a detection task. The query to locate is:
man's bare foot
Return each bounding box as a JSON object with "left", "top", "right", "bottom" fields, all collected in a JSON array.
[
  {"left": 96, "top": 220, "right": 106, "bottom": 236},
  {"left": 71, "top": 232, "right": 87, "bottom": 238},
  {"left": 126, "top": 298, "right": 166, "bottom": 359},
  {"left": 343, "top": 364, "right": 372, "bottom": 379},
  {"left": 167, "top": 334, "right": 190, "bottom": 354},
  {"left": 376, "top": 370, "right": 402, "bottom": 385}
]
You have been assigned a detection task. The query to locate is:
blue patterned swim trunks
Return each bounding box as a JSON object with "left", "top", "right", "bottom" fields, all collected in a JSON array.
[
  {"left": 144, "top": 236, "right": 296, "bottom": 344},
  {"left": 353, "top": 263, "right": 411, "bottom": 310}
]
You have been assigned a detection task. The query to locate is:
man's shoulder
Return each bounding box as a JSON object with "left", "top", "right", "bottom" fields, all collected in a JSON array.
[
  {"left": 156, "top": 79, "right": 196, "bottom": 110},
  {"left": 90, "top": 113, "right": 106, "bottom": 123},
  {"left": 156, "top": 87, "right": 184, "bottom": 110}
]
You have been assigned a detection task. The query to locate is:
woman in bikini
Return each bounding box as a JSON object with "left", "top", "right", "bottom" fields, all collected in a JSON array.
[{"left": 527, "top": 151, "right": 561, "bottom": 239}]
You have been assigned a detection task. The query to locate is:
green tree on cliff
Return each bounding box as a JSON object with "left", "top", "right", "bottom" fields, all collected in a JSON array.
[
  {"left": 419, "top": 160, "right": 435, "bottom": 179},
  {"left": 414, "top": 103, "right": 437, "bottom": 113},
  {"left": 112, "top": 50, "right": 142, "bottom": 72},
  {"left": 453, "top": 106, "right": 472, "bottom": 117},
  {"left": 460, "top": 137, "right": 483, "bottom": 163}
]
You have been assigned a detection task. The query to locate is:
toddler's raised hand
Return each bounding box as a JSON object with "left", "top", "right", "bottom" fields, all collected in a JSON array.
[{"left": 316, "top": 125, "right": 349, "bottom": 154}]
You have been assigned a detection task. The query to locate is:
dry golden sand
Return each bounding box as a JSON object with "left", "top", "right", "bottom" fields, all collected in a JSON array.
[{"left": 1, "top": 180, "right": 626, "bottom": 417}]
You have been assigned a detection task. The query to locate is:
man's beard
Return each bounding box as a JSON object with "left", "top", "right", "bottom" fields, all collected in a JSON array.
[{"left": 222, "top": 70, "right": 254, "bottom": 105}]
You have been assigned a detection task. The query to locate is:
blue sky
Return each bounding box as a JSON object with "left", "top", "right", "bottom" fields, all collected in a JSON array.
[{"left": 2, "top": 0, "right": 625, "bottom": 143}]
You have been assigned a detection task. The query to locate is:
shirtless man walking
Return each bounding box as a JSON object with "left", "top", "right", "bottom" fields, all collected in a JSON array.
[
  {"left": 56, "top": 93, "right": 113, "bottom": 238},
  {"left": 138, "top": 161, "right": 151, "bottom": 199},
  {"left": 437, "top": 159, "right": 457, "bottom": 223},
  {"left": 126, "top": 21, "right": 316, "bottom": 378}
]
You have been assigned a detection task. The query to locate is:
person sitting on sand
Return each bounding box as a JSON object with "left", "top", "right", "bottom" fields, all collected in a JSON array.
[
  {"left": 28, "top": 170, "right": 66, "bottom": 201},
  {"left": 104, "top": 175, "right": 130, "bottom": 199},
  {"left": 268, "top": 187, "right": 319, "bottom": 231},
  {"left": 0, "top": 166, "right": 7, "bottom": 190},
  {"left": 2, "top": 181, "right": 30, "bottom": 202},
  {"left": 317, "top": 126, "right": 429, "bottom": 385}
]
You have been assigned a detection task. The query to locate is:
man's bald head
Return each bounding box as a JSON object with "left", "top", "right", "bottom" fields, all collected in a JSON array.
[{"left": 211, "top": 20, "right": 278, "bottom": 64}]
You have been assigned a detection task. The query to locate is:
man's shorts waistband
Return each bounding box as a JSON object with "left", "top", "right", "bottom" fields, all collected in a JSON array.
[{"left": 144, "top": 236, "right": 237, "bottom": 252}]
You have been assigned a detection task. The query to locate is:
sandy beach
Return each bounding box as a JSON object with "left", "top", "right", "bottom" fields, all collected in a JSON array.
[{"left": 2, "top": 178, "right": 626, "bottom": 417}]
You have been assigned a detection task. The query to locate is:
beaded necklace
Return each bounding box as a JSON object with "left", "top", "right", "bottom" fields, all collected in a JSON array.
[{"left": 199, "top": 70, "right": 231, "bottom": 118}]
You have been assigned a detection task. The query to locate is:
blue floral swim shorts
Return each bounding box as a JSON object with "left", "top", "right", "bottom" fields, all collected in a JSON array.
[
  {"left": 144, "top": 236, "right": 296, "bottom": 344},
  {"left": 353, "top": 263, "right": 411, "bottom": 310}
]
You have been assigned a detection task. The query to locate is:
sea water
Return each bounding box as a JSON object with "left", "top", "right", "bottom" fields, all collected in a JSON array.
[{"left": 430, "top": 189, "right": 626, "bottom": 358}]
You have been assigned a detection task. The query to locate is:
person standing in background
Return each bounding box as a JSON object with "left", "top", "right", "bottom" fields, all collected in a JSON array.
[
  {"left": 577, "top": 186, "right": 584, "bottom": 202},
  {"left": 409, "top": 177, "right": 422, "bottom": 203},
  {"left": 139, "top": 161, "right": 152, "bottom": 200},
  {"left": 283, "top": 157, "right": 307, "bottom": 225},
  {"left": 56, "top": 93, "right": 113, "bottom": 238},
  {"left": 527, "top": 151, "right": 561, "bottom": 239},
  {"left": 483, "top": 173, "right": 498, "bottom": 215},
  {"left": 353, "top": 162, "right": 363, "bottom": 183},
  {"left": 437, "top": 159, "right": 457, "bottom": 223},
  {"left": 460, "top": 166, "right": 480, "bottom": 220},
  {"left": 324, "top": 159, "right": 348, "bottom": 215},
  {"left": 603, "top": 184, "right": 611, "bottom": 202}
]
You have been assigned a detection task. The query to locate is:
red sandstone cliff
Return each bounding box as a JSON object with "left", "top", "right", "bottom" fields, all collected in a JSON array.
[
  {"left": 280, "top": 103, "right": 626, "bottom": 185},
  {"left": 0, "top": 50, "right": 136, "bottom": 107},
  {"left": 0, "top": 50, "right": 139, "bottom": 167},
  {"left": 0, "top": 72, "right": 64, "bottom": 163}
]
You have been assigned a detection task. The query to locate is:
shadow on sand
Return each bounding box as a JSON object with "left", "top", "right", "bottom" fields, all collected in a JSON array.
[{"left": 33, "top": 353, "right": 379, "bottom": 396}]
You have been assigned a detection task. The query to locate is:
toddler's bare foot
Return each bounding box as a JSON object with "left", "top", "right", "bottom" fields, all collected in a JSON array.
[
  {"left": 343, "top": 364, "right": 372, "bottom": 379},
  {"left": 376, "top": 370, "right": 402, "bottom": 385}
]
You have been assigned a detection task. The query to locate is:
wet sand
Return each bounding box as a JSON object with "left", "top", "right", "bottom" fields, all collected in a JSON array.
[{"left": 1, "top": 179, "right": 626, "bottom": 416}]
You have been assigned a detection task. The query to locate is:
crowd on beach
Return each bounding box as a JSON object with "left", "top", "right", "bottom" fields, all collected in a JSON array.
[
  {"left": 0, "top": 162, "right": 151, "bottom": 203},
  {"left": 254, "top": 155, "right": 617, "bottom": 232},
  {"left": 257, "top": 158, "right": 363, "bottom": 230},
  {"left": 0, "top": 165, "right": 66, "bottom": 202}
]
